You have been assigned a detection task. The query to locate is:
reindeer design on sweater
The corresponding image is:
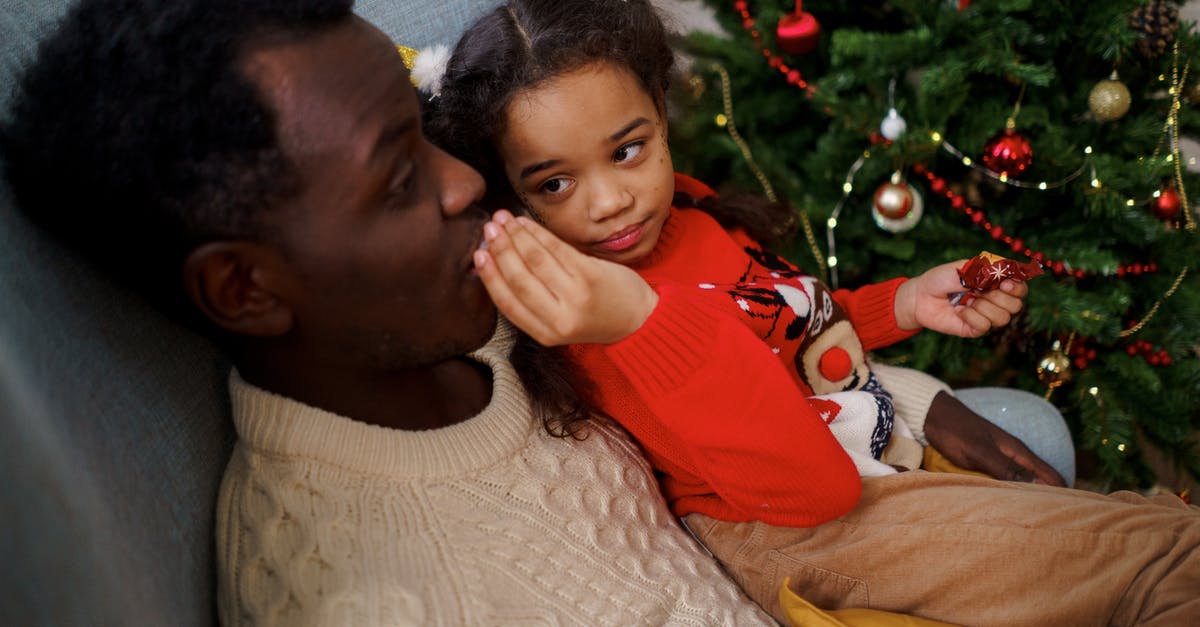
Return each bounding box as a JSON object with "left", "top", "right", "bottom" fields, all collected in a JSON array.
[{"left": 713, "top": 246, "right": 916, "bottom": 475}]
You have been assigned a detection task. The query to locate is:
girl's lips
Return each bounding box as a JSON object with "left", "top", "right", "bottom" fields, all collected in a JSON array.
[{"left": 597, "top": 221, "right": 646, "bottom": 252}]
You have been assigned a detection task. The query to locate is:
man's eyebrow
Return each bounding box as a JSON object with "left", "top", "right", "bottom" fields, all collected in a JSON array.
[
  {"left": 369, "top": 115, "right": 417, "bottom": 163},
  {"left": 609, "top": 117, "right": 650, "bottom": 143}
]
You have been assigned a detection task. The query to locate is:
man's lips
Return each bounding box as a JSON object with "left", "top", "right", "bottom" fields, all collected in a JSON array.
[{"left": 597, "top": 220, "right": 646, "bottom": 252}]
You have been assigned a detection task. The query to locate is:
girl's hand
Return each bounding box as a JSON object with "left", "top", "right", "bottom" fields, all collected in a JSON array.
[
  {"left": 473, "top": 210, "right": 658, "bottom": 346},
  {"left": 894, "top": 259, "right": 1028, "bottom": 338}
]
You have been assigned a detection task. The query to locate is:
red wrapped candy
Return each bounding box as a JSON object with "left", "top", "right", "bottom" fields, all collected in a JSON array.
[{"left": 950, "top": 251, "right": 1044, "bottom": 306}]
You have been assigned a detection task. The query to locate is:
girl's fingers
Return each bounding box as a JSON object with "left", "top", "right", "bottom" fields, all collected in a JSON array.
[
  {"left": 502, "top": 216, "right": 583, "bottom": 298},
  {"left": 474, "top": 249, "right": 558, "bottom": 344},
  {"left": 482, "top": 218, "right": 563, "bottom": 315},
  {"left": 955, "top": 306, "right": 993, "bottom": 338}
]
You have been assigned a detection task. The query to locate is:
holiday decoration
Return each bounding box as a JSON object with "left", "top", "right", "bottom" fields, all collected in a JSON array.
[
  {"left": 873, "top": 175, "right": 915, "bottom": 219},
  {"left": 1129, "top": 0, "right": 1179, "bottom": 59},
  {"left": 1036, "top": 340, "right": 1071, "bottom": 388},
  {"left": 912, "top": 161, "right": 1160, "bottom": 279},
  {"left": 880, "top": 108, "right": 907, "bottom": 141},
  {"left": 731, "top": 1, "right": 812, "bottom": 92},
  {"left": 776, "top": 1, "right": 821, "bottom": 55},
  {"left": 675, "top": 0, "right": 1200, "bottom": 490},
  {"left": 1125, "top": 339, "right": 1173, "bottom": 366},
  {"left": 1088, "top": 73, "right": 1132, "bottom": 121},
  {"left": 871, "top": 173, "right": 923, "bottom": 233},
  {"left": 981, "top": 128, "right": 1033, "bottom": 178},
  {"left": 1153, "top": 184, "right": 1182, "bottom": 220}
]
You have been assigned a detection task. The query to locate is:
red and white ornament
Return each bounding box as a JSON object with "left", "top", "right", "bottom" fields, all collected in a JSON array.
[
  {"left": 981, "top": 128, "right": 1034, "bottom": 178},
  {"left": 776, "top": 1, "right": 821, "bottom": 55},
  {"left": 872, "top": 173, "right": 923, "bottom": 233}
]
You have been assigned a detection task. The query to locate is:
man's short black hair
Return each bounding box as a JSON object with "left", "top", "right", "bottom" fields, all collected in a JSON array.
[{"left": 1, "top": 0, "right": 354, "bottom": 315}]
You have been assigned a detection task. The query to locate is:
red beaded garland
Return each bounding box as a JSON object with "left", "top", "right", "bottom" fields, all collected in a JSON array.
[
  {"left": 733, "top": 1, "right": 813, "bottom": 94},
  {"left": 914, "top": 163, "right": 1159, "bottom": 279},
  {"left": 1120, "top": 339, "right": 1172, "bottom": 367}
]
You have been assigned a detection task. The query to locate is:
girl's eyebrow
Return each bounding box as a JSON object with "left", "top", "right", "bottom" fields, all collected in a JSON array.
[
  {"left": 609, "top": 117, "right": 650, "bottom": 142},
  {"left": 519, "top": 158, "right": 559, "bottom": 181},
  {"left": 518, "top": 117, "right": 653, "bottom": 181}
]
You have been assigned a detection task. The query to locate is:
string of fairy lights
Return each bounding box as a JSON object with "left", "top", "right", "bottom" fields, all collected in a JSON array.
[{"left": 706, "top": 3, "right": 1198, "bottom": 411}]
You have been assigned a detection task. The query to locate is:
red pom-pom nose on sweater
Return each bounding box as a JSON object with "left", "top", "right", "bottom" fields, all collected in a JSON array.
[{"left": 818, "top": 347, "right": 853, "bottom": 382}]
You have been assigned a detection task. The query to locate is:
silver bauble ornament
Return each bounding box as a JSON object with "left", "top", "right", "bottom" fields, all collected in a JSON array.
[{"left": 880, "top": 108, "right": 907, "bottom": 141}]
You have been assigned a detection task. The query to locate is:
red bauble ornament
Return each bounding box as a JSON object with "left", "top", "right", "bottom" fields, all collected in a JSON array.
[
  {"left": 776, "top": 1, "right": 821, "bottom": 55},
  {"left": 1154, "top": 184, "right": 1182, "bottom": 219},
  {"left": 873, "top": 180, "right": 915, "bottom": 219},
  {"left": 981, "top": 128, "right": 1034, "bottom": 178}
]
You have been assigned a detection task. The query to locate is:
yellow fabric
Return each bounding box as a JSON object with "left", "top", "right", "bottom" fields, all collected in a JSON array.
[
  {"left": 921, "top": 446, "right": 991, "bottom": 479},
  {"left": 779, "top": 578, "right": 960, "bottom": 627}
]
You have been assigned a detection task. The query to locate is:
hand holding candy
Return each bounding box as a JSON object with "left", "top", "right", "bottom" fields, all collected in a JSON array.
[
  {"left": 949, "top": 251, "right": 1044, "bottom": 306},
  {"left": 895, "top": 254, "right": 1036, "bottom": 338}
]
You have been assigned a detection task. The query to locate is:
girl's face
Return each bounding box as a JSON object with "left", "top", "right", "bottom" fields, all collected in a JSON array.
[{"left": 498, "top": 62, "right": 675, "bottom": 267}]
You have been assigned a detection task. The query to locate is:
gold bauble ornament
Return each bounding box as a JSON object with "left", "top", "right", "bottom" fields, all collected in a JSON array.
[
  {"left": 1037, "top": 340, "right": 1072, "bottom": 388},
  {"left": 1088, "top": 73, "right": 1131, "bottom": 122}
]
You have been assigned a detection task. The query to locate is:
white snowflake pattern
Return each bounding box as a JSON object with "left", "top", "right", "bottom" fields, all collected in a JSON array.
[
  {"left": 985, "top": 263, "right": 1011, "bottom": 283},
  {"left": 737, "top": 298, "right": 751, "bottom": 312}
]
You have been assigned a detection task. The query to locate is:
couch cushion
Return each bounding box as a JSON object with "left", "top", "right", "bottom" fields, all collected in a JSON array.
[{"left": 1, "top": 0, "right": 232, "bottom": 625}]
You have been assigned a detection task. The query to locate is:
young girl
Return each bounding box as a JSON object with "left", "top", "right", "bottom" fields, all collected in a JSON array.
[
  {"left": 432, "top": 0, "right": 1068, "bottom": 586},
  {"left": 428, "top": 0, "right": 1066, "bottom": 484}
]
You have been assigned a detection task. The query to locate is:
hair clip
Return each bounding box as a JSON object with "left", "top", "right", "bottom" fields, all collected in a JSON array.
[{"left": 396, "top": 43, "right": 450, "bottom": 98}]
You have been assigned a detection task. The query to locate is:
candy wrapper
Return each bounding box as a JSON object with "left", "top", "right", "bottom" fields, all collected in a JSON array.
[{"left": 949, "top": 251, "right": 1044, "bottom": 306}]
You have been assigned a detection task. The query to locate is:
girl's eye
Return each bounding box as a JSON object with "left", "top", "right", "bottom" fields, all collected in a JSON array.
[
  {"left": 539, "top": 177, "right": 574, "bottom": 195},
  {"left": 614, "top": 140, "right": 645, "bottom": 163}
]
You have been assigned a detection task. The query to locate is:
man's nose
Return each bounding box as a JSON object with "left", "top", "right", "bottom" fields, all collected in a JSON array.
[{"left": 433, "top": 144, "right": 485, "bottom": 216}]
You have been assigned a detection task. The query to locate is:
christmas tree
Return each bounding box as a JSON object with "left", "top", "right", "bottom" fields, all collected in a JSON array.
[{"left": 670, "top": 0, "right": 1200, "bottom": 491}]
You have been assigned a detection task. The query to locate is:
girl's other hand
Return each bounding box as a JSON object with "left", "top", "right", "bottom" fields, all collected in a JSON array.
[{"left": 473, "top": 210, "right": 658, "bottom": 346}]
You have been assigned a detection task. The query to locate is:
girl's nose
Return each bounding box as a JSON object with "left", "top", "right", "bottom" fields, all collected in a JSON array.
[{"left": 587, "top": 176, "right": 633, "bottom": 222}]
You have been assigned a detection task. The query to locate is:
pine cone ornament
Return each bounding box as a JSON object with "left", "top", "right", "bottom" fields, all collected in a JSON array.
[{"left": 1129, "top": 1, "right": 1179, "bottom": 59}]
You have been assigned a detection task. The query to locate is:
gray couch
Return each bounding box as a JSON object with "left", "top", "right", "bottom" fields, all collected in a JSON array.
[{"left": 0, "top": 1, "right": 498, "bottom": 624}]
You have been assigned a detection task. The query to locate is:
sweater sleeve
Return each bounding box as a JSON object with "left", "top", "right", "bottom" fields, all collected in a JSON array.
[
  {"left": 831, "top": 277, "right": 919, "bottom": 351},
  {"left": 868, "top": 361, "right": 953, "bottom": 445},
  {"left": 582, "top": 284, "right": 862, "bottom": 528}
]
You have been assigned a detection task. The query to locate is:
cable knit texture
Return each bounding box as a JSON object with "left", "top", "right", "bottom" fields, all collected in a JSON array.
[{"left": 215, "top": 321, "right": 774, "bottom": 626}]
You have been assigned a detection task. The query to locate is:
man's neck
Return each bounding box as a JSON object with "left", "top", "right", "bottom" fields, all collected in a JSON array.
[{"left": 235, "top": 353, "right": 494, "bottom": 431}]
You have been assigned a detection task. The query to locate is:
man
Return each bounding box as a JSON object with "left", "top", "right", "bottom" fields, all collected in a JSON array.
[
  {"left": 4, "top": 1, "right": 1199, "bottom": 626},
  {"left": 1, "top": 0, "right": 774, "bottom": 624}
]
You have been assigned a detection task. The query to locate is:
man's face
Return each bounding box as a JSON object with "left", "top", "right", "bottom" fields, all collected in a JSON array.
[{"left": 243, "top": 17, "right": 494, "bottom": 371}]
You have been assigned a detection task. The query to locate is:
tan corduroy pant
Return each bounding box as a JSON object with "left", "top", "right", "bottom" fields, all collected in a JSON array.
[{"left": 685, "top": 471, "right": 1200, "bottom": 627}]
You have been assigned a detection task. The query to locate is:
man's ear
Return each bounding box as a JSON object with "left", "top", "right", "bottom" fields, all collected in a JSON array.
[{"left": 182, "top": 242, "right": 295, "bottom": 338}]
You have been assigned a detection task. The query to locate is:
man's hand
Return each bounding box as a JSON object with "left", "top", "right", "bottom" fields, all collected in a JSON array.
[
  {"left": 473, "top": 210, "right": 658, "bottom": 346},
  {"left": 894, "top": 259, "right": 1028, "bottom": 337},
  {"left": 924, "top": 391, "right": 1066, "bottom": 486}
]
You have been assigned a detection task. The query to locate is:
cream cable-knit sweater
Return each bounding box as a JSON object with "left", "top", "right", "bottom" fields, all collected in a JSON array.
[{"left": 215, "top": 322, "right": 774, "bottom": 626}]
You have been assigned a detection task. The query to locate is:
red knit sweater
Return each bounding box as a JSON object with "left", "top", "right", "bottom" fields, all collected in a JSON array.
[{"left": 566, "top": 174, "right": 917, "bottom": 527}]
